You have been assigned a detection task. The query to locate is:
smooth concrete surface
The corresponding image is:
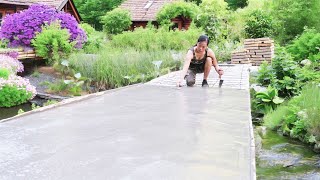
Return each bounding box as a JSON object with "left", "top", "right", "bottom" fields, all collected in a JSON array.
[{"left": 0, "top": 85, "right": 254, "bottom": 180}]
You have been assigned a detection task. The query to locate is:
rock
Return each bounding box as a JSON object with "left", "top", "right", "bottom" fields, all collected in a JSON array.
[
  {"left": 258, "top": 150, "right": 302, "bottom": 168},
  {"left": 254, "top": 130, "right": 262, "bottom": 155},
  {"left": 313, "top": 143, "right": 320, "bottom": 153},
  {"left": 300, "top": 59, "right": 312, "bottom": 66},
  {"left": 256, "top": 126, "right": 267, "bottom": 137},
  {"left": 250, "top": 84, "right": 267, "bottom": 93}
]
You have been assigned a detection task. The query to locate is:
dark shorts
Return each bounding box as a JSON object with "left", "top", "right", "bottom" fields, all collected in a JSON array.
[{"left": 189, "top": 61, "right": 205, "bottom": 74}]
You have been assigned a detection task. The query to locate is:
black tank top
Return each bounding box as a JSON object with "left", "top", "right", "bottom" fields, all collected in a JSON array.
[{"left": 189, "top": 46, "right": 207, "bottom": 65}]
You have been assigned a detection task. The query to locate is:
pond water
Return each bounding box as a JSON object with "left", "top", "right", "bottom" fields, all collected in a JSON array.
[
  {"left": 0, "top": 102, "right": 32, "bottom": 120},
  {"left": 256, "top": 127, "right": 320, "bottom": 179}
]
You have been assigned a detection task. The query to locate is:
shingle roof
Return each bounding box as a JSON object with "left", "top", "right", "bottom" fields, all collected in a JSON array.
[
  {"left": 119, "top": 0, "right": 175, "bottom": 21},
  {"left": 0, "top": 0, "right": 67, "bottom": 10}
]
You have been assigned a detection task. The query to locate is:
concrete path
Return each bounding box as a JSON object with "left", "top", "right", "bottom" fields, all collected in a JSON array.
[{"left": 0, "top": 64, "right": 255, "bottom": 180}]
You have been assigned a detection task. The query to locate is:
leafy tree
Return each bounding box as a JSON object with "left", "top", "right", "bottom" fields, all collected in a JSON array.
[
  {"left": 74, "top": 0, "right": 124, "bottom": 30},
  {"left": 271, "top": 0, "right": 320, "bottom": 45},
  {"left": 244, "top": 10, "right": 275, "bottom": 38},
  {"left": 225, "top": 0, "right": 248, "bottom": 10},
  {"left": 194, "top": 0, "right": 229, "bottom": 42},
  {"left": 101, "top": 8, "right": 131, "bottom": 34},
  {"left": 185, "top": 0, "right": 202, "bottom": 6}
]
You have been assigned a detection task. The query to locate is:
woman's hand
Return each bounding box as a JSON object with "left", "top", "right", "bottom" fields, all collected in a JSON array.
[
  {"left": 176, "top": 80, "right": 183, "bottom": 87},
  {"left": 217, "top": 68, "right": 224, "bottom": 76}
]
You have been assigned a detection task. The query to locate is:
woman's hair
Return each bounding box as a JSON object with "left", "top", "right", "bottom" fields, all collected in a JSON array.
[{"left": 197, "top": 35, "right": 210, "bottom": 45}]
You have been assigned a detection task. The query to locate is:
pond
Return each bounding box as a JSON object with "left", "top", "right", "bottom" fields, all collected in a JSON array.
[
  {"left": 256, "top": 127, "right": 320, "bottom": 179},
  {"left": 0, "top": 103, "right": 32, "bottom": 120},
  {"left": 0, "top": 95, "right": 61, "bottom": 121}
]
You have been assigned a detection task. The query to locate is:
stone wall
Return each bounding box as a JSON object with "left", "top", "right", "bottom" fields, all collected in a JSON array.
[{"left": 231, "top": 38, "right": 274, "bottom": 66}]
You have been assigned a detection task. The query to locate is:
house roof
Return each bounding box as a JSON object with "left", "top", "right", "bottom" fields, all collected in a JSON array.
[
  {"left": 119, "top": 0, "right": 175, "bottom": 21},
  {"left": 0, "top": 0, "right": 68, "bottom": 10}
]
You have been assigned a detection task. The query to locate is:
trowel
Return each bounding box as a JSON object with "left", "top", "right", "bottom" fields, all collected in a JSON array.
[{"left": 219, "top": 74, "right": 224, "bottom": 88}]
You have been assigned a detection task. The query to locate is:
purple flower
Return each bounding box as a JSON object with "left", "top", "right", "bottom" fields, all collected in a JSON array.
[{"left": 0, "top": 4, "right": 87, "bottom": 48}]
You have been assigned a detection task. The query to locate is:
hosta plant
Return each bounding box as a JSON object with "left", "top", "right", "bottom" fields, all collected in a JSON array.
[{"left": 254, "top": 85, "right": 284, "bottom": 115}]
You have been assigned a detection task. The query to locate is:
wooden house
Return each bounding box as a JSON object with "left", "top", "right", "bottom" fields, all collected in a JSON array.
[
  {"left": 0, "top": 0, "right": 81, "bottom": 24},
  {"left": 119, "top": 0, "right": 192, "bottom": 30}
]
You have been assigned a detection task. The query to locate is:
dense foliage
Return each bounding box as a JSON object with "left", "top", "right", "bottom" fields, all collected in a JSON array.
[
  {"left": 73, "top": 0, "right": 123, "bottom": 30},
  {"left": 244, "top": 10, "right": 274, "bottom": 38},
  {"left": 0, "top": 4, "right": 86, "bottom": 48},
  {"left": 287, "top": 29, "right": 320, "bottom": 62},
  {"left": 225, "top": 0, "right": 248, "bottom": 10},
  {"left": 271, "top": 0, "right": 320, "bottom": 44},
  {"left": 263, "top": 83, "right": 320, "bottom": 148},
  {"left": 156, "top": 2, "right": 199, "bottom": 26}
]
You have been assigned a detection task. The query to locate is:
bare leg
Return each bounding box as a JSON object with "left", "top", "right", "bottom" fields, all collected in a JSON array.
[
  {"left": 203, "top": 57, "right": 212, "bottom": 80},
  {"left": 186, "top": 70, "right": 196, "bottom": 87}
]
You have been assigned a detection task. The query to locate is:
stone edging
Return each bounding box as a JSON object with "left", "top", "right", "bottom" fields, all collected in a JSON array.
[
  {"left": 0, "top": 83, "right": 142, "bottom": 123},
  {"left": 248, "top": 93, "right": 257, "bottom": 180}
]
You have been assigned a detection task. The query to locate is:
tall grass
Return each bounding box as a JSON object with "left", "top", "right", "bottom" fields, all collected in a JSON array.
[
  {"left": 68, "top": 48, "right": 183, "bottom": 90},
  {"left": 263, "top": 105, "right": 289, "bottom": 130},
  {"left": 299, "top": 83, "right": 320, "bottom": 136}
]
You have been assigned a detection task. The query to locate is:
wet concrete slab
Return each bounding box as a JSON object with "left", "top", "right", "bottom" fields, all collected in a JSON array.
[{"left": 0, "top": 84, "right": 254, "bottom": 180}]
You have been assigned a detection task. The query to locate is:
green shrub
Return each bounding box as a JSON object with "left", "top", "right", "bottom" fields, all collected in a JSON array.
[
  {"left": 156, "top": 1, "right": 199, "bottom": 26},
  {"left": 256, "top": 61, "right": 275, "bottom": 86},
  {"left": 244, "top": 10, "right": 275, "bottom": 38},
  {"left": 32, "top": 22, "right": 75, "bottom": 65},
  {"left": 0, "top": 68, "right": 10, "bottom": 79},
  {"left": 256, "top": 47, "right": 302, "bottom": 97},
  {"left": 101, "top": 8, "right": 132, "bottom": 35},
  {"left": 286, "top": 28, "right": 320, "bottom": 62}
]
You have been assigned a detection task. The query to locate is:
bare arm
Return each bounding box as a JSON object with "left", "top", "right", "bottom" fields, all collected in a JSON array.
[
  {"left": 208, "top": 49, "right": 224, "bottom": 76},
  {"left": 177, "top": 50, "right": 193, "bottom": 86}
]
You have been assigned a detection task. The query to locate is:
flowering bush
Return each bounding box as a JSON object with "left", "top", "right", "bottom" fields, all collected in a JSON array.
[
  {"left": 0, "top": 49, "right": 19, "bottom": 59},
  {"left": 0, "top": 4, "right": 87, "bottom": 48},
  {"left": 0, "top": 54, "right": 24, "bottom": 73},
  {"left": 0, "top": 74, "right": 36, "bottom": 107}
]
